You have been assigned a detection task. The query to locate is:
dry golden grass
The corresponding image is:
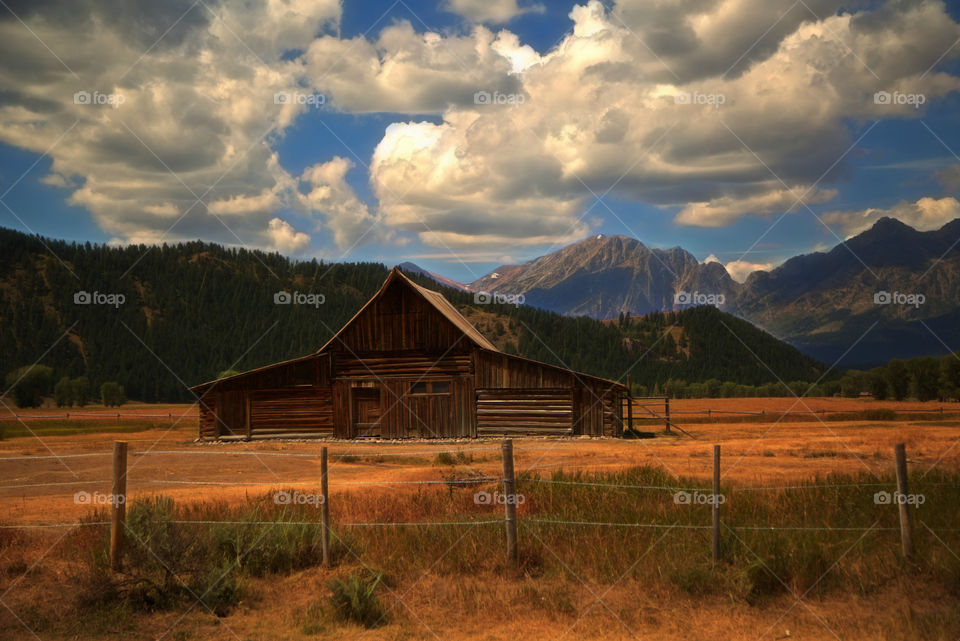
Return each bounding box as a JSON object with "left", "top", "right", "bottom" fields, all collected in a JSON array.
[{"left": 1, "top": 397, "right": 959, "bottom": 640}]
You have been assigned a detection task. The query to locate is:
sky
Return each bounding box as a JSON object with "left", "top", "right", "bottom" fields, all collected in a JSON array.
[{"left": 1, "top": 0, "right": 960, "bottom": 284}]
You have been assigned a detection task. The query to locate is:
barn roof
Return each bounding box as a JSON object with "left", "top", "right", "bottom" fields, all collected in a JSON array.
[
  {"left": 191, "top": 267, "right": 626, "bottom": 392},
  {"left": 316, "top": 267, "right": 498, "bottom": 353}
]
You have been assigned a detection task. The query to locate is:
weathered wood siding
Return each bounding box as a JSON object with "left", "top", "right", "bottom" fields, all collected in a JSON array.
[
  {"left": 199, "top": 396, "right": 218, "bottom": 438},
  {"left": 249, "top": 388, "right": 333, "bottom": 435},
  {"left": 474, "top": 351, "right": 573, "bottom": 388},
  {"left": 333, "top": 351, "right": 470, "bottom": 379},
  {"left": 476, "top": 388, "right": 573, "bottom": 435},
  {"left": 330, "top": 282, "right": 470, "bottom": 354},
  {"left": 574, "top": 382, "right": 623, "bottom": 436}
]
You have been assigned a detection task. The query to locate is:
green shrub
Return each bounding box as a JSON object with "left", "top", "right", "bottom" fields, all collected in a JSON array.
[
  {"left": 328, "top": 571, "right": 386, "bottom": 628},
  {"left": 434, "top": 451, "right": 457, "bottom": 466}
]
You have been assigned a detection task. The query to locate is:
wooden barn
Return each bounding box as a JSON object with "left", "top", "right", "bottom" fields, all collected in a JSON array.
[{"left": 191, "top": 268, "right": 627, "bottom": 440}]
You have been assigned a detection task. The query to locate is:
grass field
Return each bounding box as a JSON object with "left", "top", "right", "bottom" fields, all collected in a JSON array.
[{"left": 1, "top": 398, "right": 959, "bottom": 640}]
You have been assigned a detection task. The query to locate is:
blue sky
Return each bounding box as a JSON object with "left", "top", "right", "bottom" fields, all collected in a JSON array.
[{"left": 1, "top": 0, "right": 960, "bottom": 283}]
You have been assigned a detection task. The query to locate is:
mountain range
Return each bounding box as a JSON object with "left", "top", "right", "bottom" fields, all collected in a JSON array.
[{"left": 409, "top": 218, "right": 960, "bottom": 367}]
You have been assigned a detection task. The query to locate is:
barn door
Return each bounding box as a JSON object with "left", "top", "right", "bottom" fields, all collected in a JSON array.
[{"left": 352, "top": 387, "right": 381, "bottom": 438}]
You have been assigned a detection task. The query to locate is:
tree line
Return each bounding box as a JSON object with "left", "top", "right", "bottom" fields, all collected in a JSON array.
[{"left": 3, "top": 227, "right": 834, "bottom": 404}]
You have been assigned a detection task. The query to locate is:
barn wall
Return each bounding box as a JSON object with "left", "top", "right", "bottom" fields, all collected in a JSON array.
[
  {"left": 343, "top": 376, "right": 473, "bottom": 439},
  {"left": 199, "top": 396, "right": 217, "bottom": 438},
  {"left": 474, "top": 351, "right": 573, "bottom": 388},
  {"left": 330, "top": 283, "right": 470, "bottom": 354},
  {"left": 333, "top": 351, "right": 470, "bottom": 379},
  {"left": 248, "top": 388, "right": 333, "bottom": 436},
  {"left": 476, "top": 388, "right": 573, "bottom": 435},
  {"left": 574, "top": 382, "right": 623, "bottom": 437}
]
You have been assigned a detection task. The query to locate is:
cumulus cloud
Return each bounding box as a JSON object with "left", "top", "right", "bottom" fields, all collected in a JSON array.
[
  {"left": 267, "top": 217, "right": 311, "bottom": 253},
  {"left": 0, "top": 0, "right": 344, "bottom": 253},
  {"left": 3, "top": 0, "right": 960, "bottom": 255},
  {"left": 822, "top": 196, "right": 960, "bottom": 236},
  {"left": 724, "top": 259, "right": 776, "bottom": 283},
  {"left": 444, "top": 0, "right": 545, "bottom": 25},
  {"left": 676, "top": 188, "right": 838, "bottom": 227},
  {"left": 304, "top": 23, "right": 525, "bottom": 114},
  {"left": 347, "top": 0, "right": 960, "bottom": 247},
  {"left": 301, "top": 157, "right": 386, "bottom": 249}
]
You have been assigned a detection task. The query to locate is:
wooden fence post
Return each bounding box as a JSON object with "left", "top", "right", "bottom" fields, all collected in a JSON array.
[
  {"left": 664, "top": 397, "right": 671, "bottom": 433},
  {"left": 110, "top": 441, "right": 128, "bottom": 572},
  {"left": 321, "top": 446, "right": 330, "bottom": 567},
  {"left": 894, "top": 443, "right": 914, "bottom": 560},
  {"left": 626, "top": 375, "right": 633, "bottom": 434},
  {"left": 712, "top": 444, "right": 721, "bottom": 563},
  {"left": 502, "top": 439, "right": 518, "bottom": 566}
]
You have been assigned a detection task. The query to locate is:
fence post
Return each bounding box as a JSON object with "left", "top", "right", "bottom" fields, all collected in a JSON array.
[
  {"left": 712, "top": 444, "right": 721, "bottom": 563},
  {"left": 502, "top": 439, "right": 518, "bottom": 566},
  {"left": 664, "top": 397, "right": 671, "bottom": 433},
  {"left": 321, "top": 446, "right": 330, "bottom": 567},
  {"left": 626, "top": 375, "right": 633, "bottom": 434},
  {"left": 110, "top": 441, "right": 128, "bottom": 572},
  {"left": 894, "top": 443, "right": 914, "bottom": 560}
]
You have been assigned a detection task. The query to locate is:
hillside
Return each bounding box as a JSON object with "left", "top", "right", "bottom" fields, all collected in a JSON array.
[{"left": 0, "top": 227, "right": 827, "bottom": 402}]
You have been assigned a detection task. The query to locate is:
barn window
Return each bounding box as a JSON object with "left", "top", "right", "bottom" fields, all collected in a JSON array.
[
  {"left": 409, "top": 381, "right": 450, "bottom": 395},
  {"left": 410, "top": 382, "right": 429, "bottom": 395}
]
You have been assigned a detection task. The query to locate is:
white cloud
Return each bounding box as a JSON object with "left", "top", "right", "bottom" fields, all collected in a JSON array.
[
  {"left": 724, "top": 259, "right": 776, "bottom": 283},
  {"left": 822, "top": 196, "right": 960, "bottom": 236},
  {"left": 304, "top": 23, "right": 522, "bottom": 113},
  {"left": 444, "top": 0, "right": 545, "bottom": 24},
  {"left": 0, "top": 0, "right": 341, "bottom": 254},
  {"left": 355, "top": 0, "right": 960, "bottom": 248},
  {"left": 301, "top": 157, "right": 386, "bottom": 249},
  {"left": 3, "top": 0, "right": 960, "bottom": 256},
  {"left": 267, "top": 217, "right": 311, "bottom": 253},
  {"left": 676, "top": 188, "right": 838, "bottom": 227}
]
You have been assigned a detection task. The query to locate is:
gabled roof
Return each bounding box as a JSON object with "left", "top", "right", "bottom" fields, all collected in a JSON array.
[
  {"left": 317, "top": 267, "right": 498, "bottom": 354},
  {"left": 190, "top": 267, "right": 626, "bottom": 392}
]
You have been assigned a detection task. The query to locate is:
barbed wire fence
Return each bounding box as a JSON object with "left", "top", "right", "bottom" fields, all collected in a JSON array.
[{"left": 1, "top": 440, "right": 953, "bottom": 570}]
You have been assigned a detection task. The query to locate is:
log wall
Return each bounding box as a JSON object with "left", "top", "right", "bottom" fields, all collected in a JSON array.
[{"left": 476, "top": 388, "right": 573, "bottom": 435}]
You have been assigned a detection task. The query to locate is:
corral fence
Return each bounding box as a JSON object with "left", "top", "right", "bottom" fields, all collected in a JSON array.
[
  {"left": 0, "top": 440, "right": 937, "bottom": 569},
  {"left": 0, "top": 411, "right": 195, "bottom": 421}
]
